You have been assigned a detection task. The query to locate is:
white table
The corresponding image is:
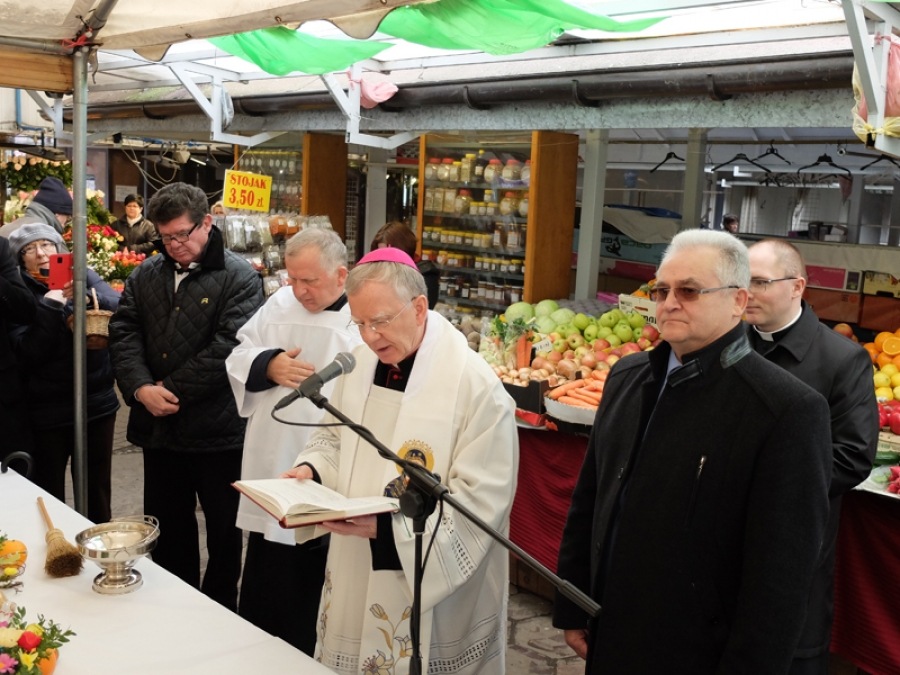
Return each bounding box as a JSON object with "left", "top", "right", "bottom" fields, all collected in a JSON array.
[{"left": 0, "top": 468, "right": 335, "bottom": 674}]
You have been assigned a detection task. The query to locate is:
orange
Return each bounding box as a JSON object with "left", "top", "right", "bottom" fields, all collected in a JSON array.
[
  {"left": 878, "top": 352, "right": 894, "bottom": 368},
  {"left": 896, "top": 327, "right": 900, "bottom": 337},
  {"left": 876, "top": 331, "right": 896, "bottom": 350},
  {"left": 38, "top": 648, "right": 58, "bottom": 675},
  {"left": 884, "top": 336, "right": 900, "bottom": 356},
  {"left": 0, "top": 538, "right": 27, "bottom": 568},
  {"left": 893, "top": 354, "right": 900, "bottom": 368},
  {"left": 864, "top": 343, "right": 879, "bottom": 363}
]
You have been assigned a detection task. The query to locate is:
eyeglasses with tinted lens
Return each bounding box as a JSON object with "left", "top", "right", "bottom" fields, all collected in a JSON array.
[
  {"left": 160, "top": 222, "right": 200, "bottom": 246},
  {"left": 22, "top": 242, "right": 58, "bottom": 256},
  {"left": 748, "top": 278, "right": 798, "bottom": 294},
  {"left": 649, "top": 285, "right": 740, "bottom": 302},
  {"left": 348, "top": 299, "right": 414, "bottom": 334}
]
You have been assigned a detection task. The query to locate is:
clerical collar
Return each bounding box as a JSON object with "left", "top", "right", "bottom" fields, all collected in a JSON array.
[
  {"left": 323, "top": 294, "right": 347, "bottom": 312},
  {"left": 754, "top": 306, "right": 803, "bottom": 342},
  {"left": 374, "top": 351, "right": 418, "bottom": 392}
]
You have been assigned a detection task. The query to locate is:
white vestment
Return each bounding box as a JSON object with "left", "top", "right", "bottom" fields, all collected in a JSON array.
[
  {"left": 226, "top": 286, "right": 361, "bottom": 545},
  {"left": 296, "top": 311, "right": 518, "bottom": 675}
]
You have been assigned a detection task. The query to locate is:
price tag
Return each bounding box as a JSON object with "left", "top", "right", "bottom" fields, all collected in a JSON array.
[
  {"left": 533, "top": 338, "right": 553, "bottom": 353},
  {"left": 223, "top": 170, "right": 272, "bottom": 213}
]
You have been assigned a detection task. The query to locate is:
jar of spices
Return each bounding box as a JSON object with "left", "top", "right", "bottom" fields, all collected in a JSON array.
[
  {"left": 510, "top": 285, "right": 522, "bottom": 303},
  {"left": 521, "top": 159, "right": 532, "bottom": 185},
  {"left": 474, "top": 256, "right": 484, "bottom": 271},
  {"left": 492, "top": 222, "right": 506, "bottom": 250},
  {"left": 454, "top": 189, "right": 473, "bottom": 215},
  {"left": 460, "top": 153, "right": 476, "bottom": 183},
  {"left": 478, "top": 281, "right": 488, "bottom": 299},
  {"left": 469, "top": 201, "right": 480, "bottom": 216},
  {"left": 474, "top": 149, "right": 487, "bottom": 180},
  {"left": 500, "top": 259, "right": 509, "bottom": 274},
  {"left": 483, "top": 189, "right": 496, "bottom": 205},
  {"left": 502, "top": 159, "right": 522, "bottom": 182},
  {"left": 439, "top": 276, "right": 449, "bottom": 295},
  {"left": 483, "top": 159, "right": 503, "bottom": 183},
  {"left": 503, "top": 284, "right": 513, "bottom": 305},
  {"left": 449, "top": 161, "right": 461, "bottom": 183},
  {"left": 443, "top": 188, "right": 458, "bottom": 213},
  {"left": 477, "top": 201, "right": 487, "bottom": 216},
  {"left": 453, "top": 230, "right": 464, "bottom": 245},
  {"left": 506, "top": 220, "right": 522, "bottom": 252},
  {"left": 437, "top": 158, "right": 454, "bottom": 182},
  {"left": 447, "top": 280, "right": 457, "bottom": 298},
  {"left": 424, "top": 187, "right": 435, "bottom": 212},
  {"left": 499, "top": 191, "right": 520, "bottom": 216},
  {"left": 518, "top": 193, "right": 529, "bottom": 218},
  {"left": 436, "top": 250, "right": 447, "bottom": 266},
  {"left": 432, "top": 188, "right": 445, "bottom": 213},
  {"left": 461, "top": 282, "right": 471, "bottom": 299},
  {"left": 424, "top": 157, "right": 441, "bottom": 180},
  {"left": 485, "top": 202, "right": 498, "bottom": 217},
  {"left": 463, "top": 232, "right": 474, "bottom": 246}
]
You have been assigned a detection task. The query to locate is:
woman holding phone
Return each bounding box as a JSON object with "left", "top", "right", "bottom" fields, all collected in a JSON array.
[{"left": 8, "top": 223, "right": 120, "bottom": 522}]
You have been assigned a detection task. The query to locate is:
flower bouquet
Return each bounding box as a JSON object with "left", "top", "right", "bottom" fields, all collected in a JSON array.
[
  {"left": 63, "top": 224, "right": 122, "bottom": 282},
  {"left": 107, "top": 249, "right": 147, "bottom": 291},
  {"left": 0, "top": 156, "right": 72, "bottom": 194},
  {"left": 0, "top": 606, "right": 74, "bottom": 675}
]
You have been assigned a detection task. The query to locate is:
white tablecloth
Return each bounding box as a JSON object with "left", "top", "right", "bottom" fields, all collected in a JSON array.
[{"left": 0, "top": 468, "right": 335, "bottom": 675}]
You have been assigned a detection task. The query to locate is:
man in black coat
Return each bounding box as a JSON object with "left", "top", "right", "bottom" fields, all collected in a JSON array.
[
  {"left": 554, "top": 229, "right": 833, "bottom": 675},
  {"left": 109, "top": 183, "right": 264, "bottom": 611},
  {"left": 0, "top": 235, "right": 37, "bottom": 457},
  {"left": 746, "top": 239, "right": 878, "bottom": 675}
]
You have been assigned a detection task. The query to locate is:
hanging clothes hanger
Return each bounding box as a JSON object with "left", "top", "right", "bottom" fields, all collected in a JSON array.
[
  {"left": 795, "top": 154, "right": 852, "bottom": 180},
  {"left": 751, "top": 143, "right": 792, "bottom": 165},
  {"left": 649, "top": 151, "right": 684, "bottom": 173},
  {"left": 860, "top": 154, "right": 900, "bottom": 171},
  {"left": 710, "top": 153, "right": 773, "bottom": 174}
]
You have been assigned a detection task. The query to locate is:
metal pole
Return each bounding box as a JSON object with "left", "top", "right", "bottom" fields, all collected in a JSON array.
[
  {"left": 575, "top": 129, "right": 609, "bottom": 299},
  {"left": 72, "top": 48, "right": 89, "bottom": 516}
]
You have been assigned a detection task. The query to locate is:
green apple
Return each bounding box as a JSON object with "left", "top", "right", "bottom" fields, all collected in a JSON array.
[
  {"left": 633, "top": 327, "right": 643, "bottom": 341},
  {"left": 610, "top": 309, "right": 625, "bottom": 323},
  {"left": 614, "top": 323, "right": 635, "bottom": 344},
  {"left": 567, "top": 333, "right": 586, "bottom": 349},
  {"left": 557, "top": 323, "right": 579, "bottom": 338},
  {"left": 583, "top": 324, "right": 599, "bottom": 341},
  {"left": 597, "top": 326, "right": 613, "bottom": 340},
  {"left": 606, "top": 334, "right": 622, "bottom": 348},
  {"left": 552, "top": 338, "right": 568, "bottom": 353},
  {"left": 599, "top": 312, "right": 617, "bottom": 328},
  {"left": 627, "top": 312, "right": 646, "bottom": 329},
  {"left": 573, "top": 313, "right": 592, "bottom": 331}
]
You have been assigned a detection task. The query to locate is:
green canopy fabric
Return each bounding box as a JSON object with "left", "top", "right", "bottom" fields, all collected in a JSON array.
[
  {"left": 380, "top": 0, "right": 664, "bottom": 55},
  {"left": 209, "top": 27, "right": 389, "bottom": 76},
  {"left": 211, "top": 0, "right": 665, "bottom": 75}
]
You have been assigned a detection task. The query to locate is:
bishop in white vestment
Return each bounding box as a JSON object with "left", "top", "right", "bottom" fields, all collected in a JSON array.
[
  {"left": 285, "top": 247, "right": 518, "bottom": 675},
  {"left": 226, "top": 229, "right": 361, "bottom": 653}
]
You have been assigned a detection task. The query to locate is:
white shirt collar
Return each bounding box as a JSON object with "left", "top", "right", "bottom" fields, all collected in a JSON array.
[{"left": 753, "top": 305, "right": 803, "bottom": 342}]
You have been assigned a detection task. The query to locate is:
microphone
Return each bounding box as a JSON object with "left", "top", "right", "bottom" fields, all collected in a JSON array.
[{"left": 273, "top": 352, "right": 356, "bottom": 411}]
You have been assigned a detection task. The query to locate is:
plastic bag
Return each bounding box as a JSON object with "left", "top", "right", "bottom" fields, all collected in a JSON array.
[
  {"left": 852, "top": 33, "right": 900, "bottom": 143},
  {"left": 347, "top": 71, "right": 398, "bottom": 109}
]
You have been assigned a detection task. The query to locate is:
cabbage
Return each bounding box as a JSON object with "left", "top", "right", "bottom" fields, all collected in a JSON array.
[
  {"left": 534, "top": 299, "right": 560, "bottom": 318},
  {"left": 535, "top": 316, "right": 557, "bottom": 334},
  {"left": 550, "top": 308, "right": 576, "bottom": 325},
  {"left": 505, "top": 301, "right": 535, "bottom": 323}
]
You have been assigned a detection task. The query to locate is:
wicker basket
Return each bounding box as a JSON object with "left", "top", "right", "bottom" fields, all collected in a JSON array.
[{"left": 67, "top": 287, "right": 114, "bottom": 350}]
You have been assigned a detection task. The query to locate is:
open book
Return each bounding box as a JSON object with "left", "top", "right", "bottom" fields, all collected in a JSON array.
[{"left": 233, "top": 478, "right": 400, "bottom": 528}]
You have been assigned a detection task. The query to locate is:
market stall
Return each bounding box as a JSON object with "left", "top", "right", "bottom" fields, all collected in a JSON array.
[{"left": 0, "top": 468, "right": 333, "bottom": 675}]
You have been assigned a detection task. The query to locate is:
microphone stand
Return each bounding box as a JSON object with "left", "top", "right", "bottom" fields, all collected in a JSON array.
[{"left": 305, "top": 392, "right": 600, "bottom": 675}]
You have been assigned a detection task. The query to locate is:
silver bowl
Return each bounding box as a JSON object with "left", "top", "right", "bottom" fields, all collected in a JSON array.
[{"left": 76, "top": 516, "right": 159, "bottom": 595}]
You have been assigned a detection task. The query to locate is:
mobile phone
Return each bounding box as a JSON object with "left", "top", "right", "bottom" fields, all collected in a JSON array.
[{"left": 47, "top": 253, "right": 73, "bottom": 290}]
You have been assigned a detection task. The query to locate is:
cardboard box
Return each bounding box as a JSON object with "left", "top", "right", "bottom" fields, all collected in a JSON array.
[
  {"left": 860, "top": 295, "right": 900, "bottom": 332},
  {"left": 618, "top": 294, "right": 658, "bottom": 326},
  {"left": 878, "top": 432, "right": 900, "bottom": 454},
  {"left": 863, "top": 271, "right": 900, "bottom": 299},
  {"left": 503, "top": 379, "right": 550, "bottom": 414},
  {"left": 802, "top": 288, "right": 862, "bottom": 324}
]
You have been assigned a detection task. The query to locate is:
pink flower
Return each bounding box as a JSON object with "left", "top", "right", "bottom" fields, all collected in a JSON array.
[{"left": 0, "top": 653, "right": 18, "bottom": 673}]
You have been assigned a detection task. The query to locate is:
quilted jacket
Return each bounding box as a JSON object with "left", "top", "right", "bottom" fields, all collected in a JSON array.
[{"left": 109, "top": 226, "right": 265, "bottom": 452}]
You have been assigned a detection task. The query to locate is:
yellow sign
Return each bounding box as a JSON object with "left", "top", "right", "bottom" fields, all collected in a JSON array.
[{"left": 223, "top": 170, "right": 272, "bottom": 212}]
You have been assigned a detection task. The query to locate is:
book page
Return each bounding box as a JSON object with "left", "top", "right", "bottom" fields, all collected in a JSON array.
[{"left": 235, "top": 479, "right": 396, "bottom": 517}]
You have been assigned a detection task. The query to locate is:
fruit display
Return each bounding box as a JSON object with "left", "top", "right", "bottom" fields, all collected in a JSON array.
[
  {"left": 852, "top": 326, "right": 900, "bottom": 401},
  {"left": 0, "top": 534, "right": 26, "bottom": 570},
  {"left": 546, "top": 369, "right": 609, "bottom": 411}
]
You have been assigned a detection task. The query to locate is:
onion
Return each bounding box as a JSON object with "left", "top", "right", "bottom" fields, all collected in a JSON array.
[
  {"left": 548, "top": 376, "right": 559, "bottom": 387},
  {"left": 498, "top": 366, "right": 509, "bottom": 375},
  {"left": 557, "top": 359, "right": 578, "bottom": 380},
  {"left": 531, "top": 357, "right": 549, "bottom": 371},
  {"left": 537, "top": 368, "right": 550, "bottom": 378},
  {"left": 543, "top": 362, "right": 557, "bottom": 375},
  {"left": 580, "top": 353, "right": 597, "bottom": 369},
  {"left": 509, "top": 369, "right": 519, "bottom": 378},
  {"left": 580, "top": 365, "right": 593, "bottom": 379},
  {"left": 518, "top": 368, "right": 532, "bottom": 380}
]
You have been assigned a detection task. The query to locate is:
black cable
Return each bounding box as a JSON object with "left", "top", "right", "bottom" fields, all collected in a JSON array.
[{"left": 422, "top": 498, "right": 444, "bottom": 570}]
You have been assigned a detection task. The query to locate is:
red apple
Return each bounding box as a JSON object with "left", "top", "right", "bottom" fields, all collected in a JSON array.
[
  {"left": 547, "top": 351, "right": 563, "bottom": 363},
  {"left": 606, "top": 355, "right": 620, "bottom": 367},
  {"left": 548, "top": 332, "right": 562, "bottom": 343},
  {"left": 651, "top": 339, "right": 663, "bottom": 348},
  {"left": 636, "top": 338, "right": 652, "bottom": 351},
  {"left": 891, "top": 410, "right": 900, "bottom": 436},
  {"left": 563, "top": 350, "right": 576, "bottom": 361},
  {"left": 833, "top": 323, "right": 854, "bottom": 339},
  {"left": 594, "top": 351, "right": 609, "bottom": 363},
  {"left": 593, "top": 339, "right": 611, "bottom": 352},
  {"left": 640, "top": 325, "right": 660, "bottom": 341},
  {"left": 621, "top": 343, "right": 641, "bottom": 355},
  {"left": 609, "top": 348, "right": 623, "bottom": 358}
]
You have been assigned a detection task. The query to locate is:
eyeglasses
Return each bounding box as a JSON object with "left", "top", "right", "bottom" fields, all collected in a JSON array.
[
  {"left": 748, "top": 277, "right": 798, "bottom": 293},
  {"left": 159, "top": 222, "right": 200, "bottom": 246},
  {"left": 649, "top": 285, "right": 740, "bottom": 303},
  {"left": 348, "top": 299, "right": 414, "bottom": 334},
  {"left": 22, "top": 242, "right": 58, "bottom": 256}
]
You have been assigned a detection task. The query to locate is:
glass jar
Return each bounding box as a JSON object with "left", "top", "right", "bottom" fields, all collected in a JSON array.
[
  {"left": 521, "top": 159, "right": 532, "bottom": 185},
  {"left": 506, "top": 220, "right": 522, "bottom": 252},
  {"left": 438, "top": 228, "right": 449, "bottom": 245},
  {"left": 433, "top": 187, "right": 445, "bottom": 213},
  {"left": 478, "top": 281, "right": 488, "bottom": 299},
  {"left": 518, "top": 193, "right": 529, "bottom": 218},
  {"left": 499, "top": 191, "right": 520, "bottom": 216},
  {"left": 506, "top": 259, "right": 519, "bottom": 274},
  {"left": 475, "top": 149, "right": 487, "bottom": 180},
  {"left": 454, "top": 189, "right": 473, "bottom": 215},
  {"left": 492, "top": 222, "right": 506, "bottom": 250},
  {"left": 424, "top": 187, "right": 435, "bottom": 212},
  {"left": 447, "top": 279, "right": 458, "bottom": 298},
  {"left": 453, "top": 230, "right": 464, "bottom": 245},
  {"left": 469, "top": 201, "right": 480, "bottom": 216},
  {"left": 499, "top": 259, "right": 509, "bottom": 274},
  {"left": 436, "top": 250, "right": 448, "bottom": 266},
  {"left": 483, "top": 189, "right": 496, "bottom": 205},
  {"left": 437, "top": 158, "right": 454, "bottom": 182},
  {"left": 449, "top": 161, "right": 461, "bottom": 182},
  {"left": 485, "top": 202, "right": 498, "bottom": 217},
  {"left": 439, "top": 276, "right": 449, "bottom": 295},
  {"left": 443, "top": 188, "right": 458, "bottom": 213},
  {"left": 460, "top": 153, "right": 476, "bottom": 183},
  {"left": 474, "top": 256, "right": 484, "bottom": 271},
  {"left": 463, "top": 232, "right": 474, "bottom": 246},
  {"left": 483, "top": 159, "right": 503, "bottom": 183},
  {"left": 510, "top": 285, "right": 522, "bottom": 303},
  {"left": 477, "top": 202, "right": 487, "bottom": 216},
  {"left": 424, "top": 157, "right": 441, "bottom": 180},
  {"left": 461, "top": 282, "right": 471, "bottom": 299},
  {"left": 502, "top": 159, "right": 522, "bottom": 182}
]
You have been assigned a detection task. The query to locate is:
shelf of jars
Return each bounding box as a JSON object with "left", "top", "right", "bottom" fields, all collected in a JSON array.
[
  {"left": 434, "top": 264, "right": 525, "bottom": 282},
  {"left": 427, "top": 241, "right": 524, "bottom": 259},
  {"left": 438, "top": 295, "right": 509, "bottom": 313},
  {"left": 237, "top": 149, "right": 303, "bottom": 215}
]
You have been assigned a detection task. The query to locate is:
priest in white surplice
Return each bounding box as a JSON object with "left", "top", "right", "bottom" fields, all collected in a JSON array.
[
  {"left": 226, "top": 229, "right": 361, "bottom": 654},
  {"left": 282, "top": 247, "right": 518, "bottom": 675}
]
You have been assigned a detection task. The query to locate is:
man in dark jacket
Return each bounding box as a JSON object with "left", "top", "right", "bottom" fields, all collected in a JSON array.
[
  {"left": 554, "top": 229, "right": 833, "bottom": 675},
  {"left": 0, "top": 235, "right": 37, "bottom": 458},
  {"left": 0, "top": 176, "right": 73, "bottom": 238},
  {"left": 109, "top": 182, "right": 264, "bottom": 611},
  {"left": 111, "top": 194, "right": 157, "bottom": 255},
  {"left": 746, "top": 239, "right": 878, "bottom": 675}
]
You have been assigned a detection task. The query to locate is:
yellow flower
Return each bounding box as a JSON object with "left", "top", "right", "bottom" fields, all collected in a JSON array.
[
  {"left": 19, "top": 651, "right": 37, "bottom": 668},
  {"left": 24, "top": 624, "right": 43, "bottom": 637},
  {"left": 2, "top": 567, "right": 16, "bottom": 577},
  {"left": 0, "top": 627, "right": 24, "bottom": 648}
]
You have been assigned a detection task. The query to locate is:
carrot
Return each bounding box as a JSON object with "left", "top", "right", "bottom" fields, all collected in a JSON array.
[
  {"left": 558, "top": 396, "right": 597, "bottom": 409},
  {"left": 590, "top": 370, "right": 606, "bottom": 381},
  {"left": 516, "top": 333, "right": 533, "bottom": 370},
  {"left": 569, "top": 390, "right": 603, "bottom": 405},
  {"left": 549, "top": 380, "right": 588, "bottom": 399}
]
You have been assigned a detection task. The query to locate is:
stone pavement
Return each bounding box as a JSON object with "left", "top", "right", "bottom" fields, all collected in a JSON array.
[{"left": 61, "top": 398, "right": 580, "bottom": 674}]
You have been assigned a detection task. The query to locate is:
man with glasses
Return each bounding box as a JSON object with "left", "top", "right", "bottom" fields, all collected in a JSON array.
[
  {"left": 554, "top": 229, "right": 832, "bottom": 675},
  {"left": 281, "top": 247, "right": 517, "bottom": 675},
  {"left": 109, "top": 182, "right": 264, "bottom": 612},
  {"left": 746, "top": 238, "right": 877, "bottom": 675},
  {"left": 225, "top": 229, "right": 361, "bottom": 653}
]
